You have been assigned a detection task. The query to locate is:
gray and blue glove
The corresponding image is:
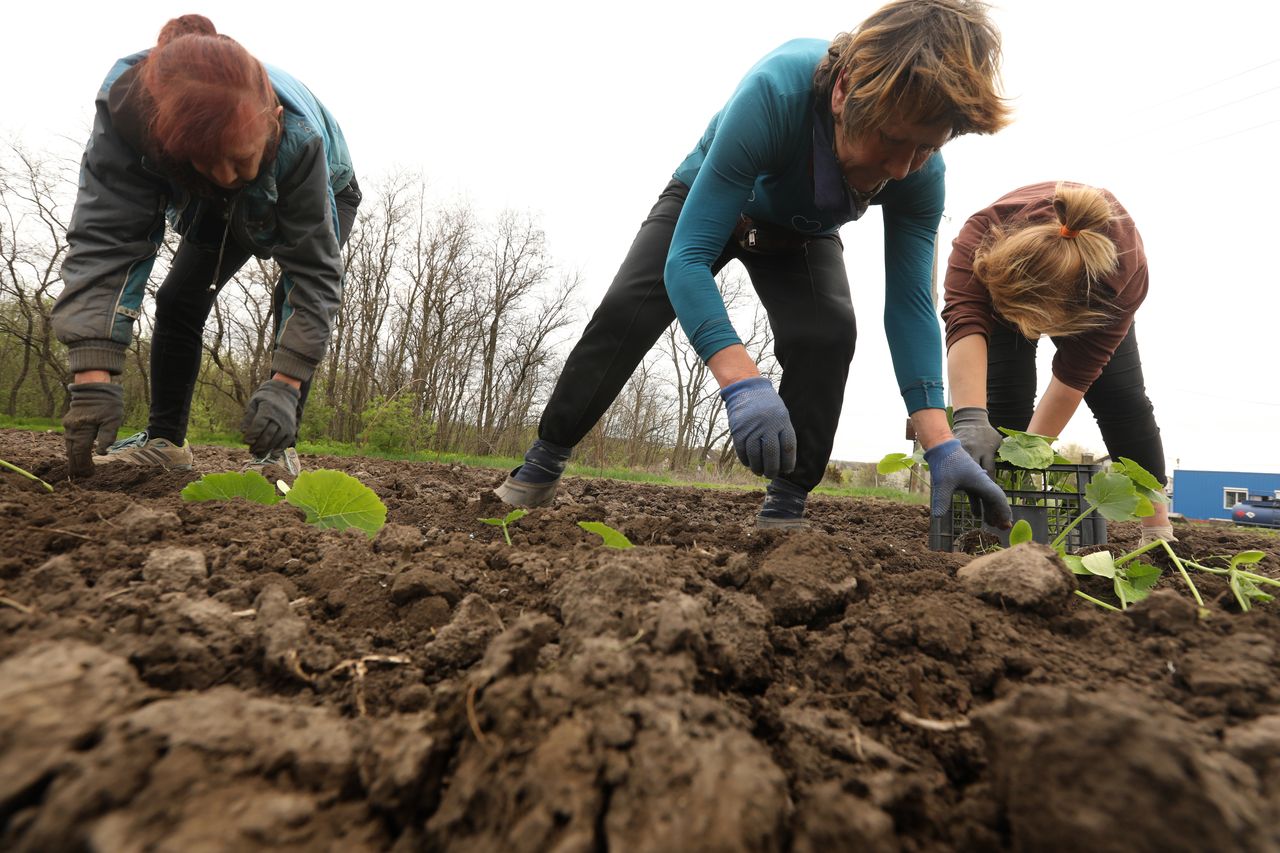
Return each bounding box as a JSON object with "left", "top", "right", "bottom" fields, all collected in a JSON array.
[
  {"left": 720, "top": 377, "right": 796, "bottom": 479},
  {"left": 951, "top": 406, "right": 1004, "bottom": 478},
  {"left": 241, "top": 379, "right": 300, "bottom": 455},
  {"left": 925, "top": 438, "right": 1012, "bottom": 529}
]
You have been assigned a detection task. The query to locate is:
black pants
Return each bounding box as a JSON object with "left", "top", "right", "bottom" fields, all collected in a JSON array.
[
  {"left": 149, "top": 177, "right": 361, "bottom": 444},
  {"left": 538, "top": 179, "right": 856, "bottom": 492},
  {"left": 986, "top": 322, "right": 1168, "bottom": 485}
]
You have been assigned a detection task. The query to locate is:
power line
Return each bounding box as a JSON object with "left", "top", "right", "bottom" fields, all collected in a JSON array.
[
  {"left": 1174, "top": 117, "right": 1280, "bottom": 151},
  {"left": 1131, "top": 57, "right": 1280, "bottom": 114}
]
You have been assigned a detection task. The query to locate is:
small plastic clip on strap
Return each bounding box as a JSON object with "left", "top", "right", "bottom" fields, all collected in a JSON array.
[{"left": 747, "top": 228, "right": 758, "bottom": 249}]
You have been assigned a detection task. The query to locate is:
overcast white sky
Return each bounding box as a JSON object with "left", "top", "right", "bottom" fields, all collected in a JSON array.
[{"left": 5, "top": 1, "right": 1279, "bottom": 475}]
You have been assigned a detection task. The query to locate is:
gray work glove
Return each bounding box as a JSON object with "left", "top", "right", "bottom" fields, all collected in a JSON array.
[
  {"left": 241, "top": 379, "right": 300, "bottom": 455},
  {"left": 952, "top": 406, "right": 1004, "bottom": 478},
  {"left": 63, "top": 382, "right": 125, "bottom": 479},
  {"left": 720, "top": 376, "right": 797, "bottom": 479}
]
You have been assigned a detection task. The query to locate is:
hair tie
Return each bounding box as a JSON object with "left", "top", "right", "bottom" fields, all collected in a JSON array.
[{"left": 1059, "top": 224, "right": 1080, "bottom": 238}]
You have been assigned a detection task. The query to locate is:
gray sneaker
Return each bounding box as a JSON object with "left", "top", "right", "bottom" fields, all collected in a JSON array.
[
  {"left": 98, "top": 431, "right": 194, "bottom": 470},
  {"left": 243, "top": 447, "right": 301, "bottom": 477}
]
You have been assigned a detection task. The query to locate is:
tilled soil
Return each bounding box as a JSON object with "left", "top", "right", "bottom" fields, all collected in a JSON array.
[{"left": 2, "top": 427, "right": 1279, "bottom": 852}]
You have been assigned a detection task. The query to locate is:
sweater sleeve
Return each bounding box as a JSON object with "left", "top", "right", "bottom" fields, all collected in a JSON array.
[
  {"left": 267, "top": 133, "right": 344, "bottom": 381},
  {"left": 940, "top": 210, "right": 998, "bottom": 352},
  {"left": 879, "top": 154, "right": 947, "bottom": 413},
  {"left": 51, "top": 91, "right": 166, "bottom": 375},
  {"left": 664, "top": 73, "right": 783, "bottom": 362}
]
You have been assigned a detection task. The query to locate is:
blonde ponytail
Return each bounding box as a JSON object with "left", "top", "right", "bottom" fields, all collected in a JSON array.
[{"left": 973, "top": 182, "right": 1121, "bottom": 338}]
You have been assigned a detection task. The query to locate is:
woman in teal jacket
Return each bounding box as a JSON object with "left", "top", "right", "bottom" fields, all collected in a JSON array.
[
  {"left": 52, "top": 14, "right": 359, "bottom": 478},
  {"left": 499, "top": 0, "right": 1013, "bottom": 530}
]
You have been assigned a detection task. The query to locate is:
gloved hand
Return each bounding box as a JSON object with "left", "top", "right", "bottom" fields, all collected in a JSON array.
[
  {"left": 952, "top": 406, "right": 1004, "bottom": 478},
  {"left": 1139, "top": 524, "right": 1178, "bottom": 545},
  {"left": 925, "top": 438, "right": 1013, "bottom": 529},
  {"left": 63, "top": 382, "right": 125, "bottom": 478},
  {"left": 241, "top": 379, "right": 300, "bottom": 455},
  {"left": 720, "top": 376, "right": 796, "bottom": 479}
]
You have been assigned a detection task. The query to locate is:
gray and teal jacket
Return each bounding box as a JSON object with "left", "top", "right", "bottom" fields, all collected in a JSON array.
[
  {"left": 52, "top": 50, "right": 355, "bottom": 382},
  {"left": 668, "top": 38, "right": 946, "bottom": 414}
]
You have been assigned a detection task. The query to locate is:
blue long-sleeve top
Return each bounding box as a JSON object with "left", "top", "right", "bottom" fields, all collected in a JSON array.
[{"left": 666, "top": 38, "right": 947, "bottom": 413}]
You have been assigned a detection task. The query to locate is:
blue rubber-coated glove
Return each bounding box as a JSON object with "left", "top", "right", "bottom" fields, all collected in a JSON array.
[
  {"left": 925, "top": 438, "right": 1012, "bottom": 529},
  {"left": 720, "top": 377, "right": 796, "bottom": 479}
]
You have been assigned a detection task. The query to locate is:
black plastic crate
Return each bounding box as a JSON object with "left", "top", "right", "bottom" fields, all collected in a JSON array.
[{"left": 929, "top": 461, "right": 1108, "bottom": 552}]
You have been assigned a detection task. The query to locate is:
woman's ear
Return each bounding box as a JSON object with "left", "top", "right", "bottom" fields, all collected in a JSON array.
[{"left": 830, "top": 71, "right": 848, "bottom": 119}]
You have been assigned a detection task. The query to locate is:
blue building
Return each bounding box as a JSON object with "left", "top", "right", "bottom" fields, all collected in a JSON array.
[{"left": 1172, "top": 469, "right": 1280, "bottom": 521}]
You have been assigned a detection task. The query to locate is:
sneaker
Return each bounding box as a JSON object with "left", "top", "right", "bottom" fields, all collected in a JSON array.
[
  {"left": 243, "top": 447, "right": 302, "bottom": 478},
  {"left": 98, "top": 431, "right": 194, "bottom": 470}
]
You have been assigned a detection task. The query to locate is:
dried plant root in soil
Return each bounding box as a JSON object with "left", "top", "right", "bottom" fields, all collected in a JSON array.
[{"left": 2, "top": 428, "right": 1279, "bottom": 852}]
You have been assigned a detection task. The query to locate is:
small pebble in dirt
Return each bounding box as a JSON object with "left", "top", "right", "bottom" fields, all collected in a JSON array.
[{"left": 142, "top": 547, "right": 208, "bottom": 590}]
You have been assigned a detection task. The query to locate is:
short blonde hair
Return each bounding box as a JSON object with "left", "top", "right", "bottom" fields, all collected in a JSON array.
[
  {"left": 816, "top": 0, "right": 1011, "bottom": 138},
  {"left": 974, "top": 183, "right": 1122, "bottom": 338}
]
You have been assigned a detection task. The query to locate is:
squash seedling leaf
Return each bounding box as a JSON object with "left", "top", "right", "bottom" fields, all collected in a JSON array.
[
  {"left": 578, "top": 521, "right": 634, "bottom": 549},
  {"left": 181, "top": 470, "right": 280, "bottom": 505},
  {"left": 285, "top": 470, "right": 386, "bottom": 538},
  {"left": 1009, "top": 519, "right": 1033, "bottom": 546},
  {"left": 996, "top": 430, "right": 1056, "bottom": 470},
  {"left": 1085, "top": 472, "right": 1142, "bottom": 522}
]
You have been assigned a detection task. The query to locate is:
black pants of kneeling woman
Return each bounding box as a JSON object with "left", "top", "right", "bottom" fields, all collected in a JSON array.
[{"left": 986, "top": 322, "right": 1168, "bottom": 485}]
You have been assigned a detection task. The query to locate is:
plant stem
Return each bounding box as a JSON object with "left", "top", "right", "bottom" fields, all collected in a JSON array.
[
  {"left": 0, "top": 459, "right": 54, "bottom": 492},
  {"left": 501, "top": 523, "right": 512, "bottom": 547},
  {"left": 1159, "top": 541, "right": 1204, "bottom": 607},
  {"left": 1075, "top": 590, "right": 1122, "bottom": 612},
  {"left": 1115, "top": 540, "right": 1163, "bottom": 567}
]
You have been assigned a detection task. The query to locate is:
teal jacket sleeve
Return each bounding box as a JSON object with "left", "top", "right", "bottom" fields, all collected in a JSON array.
[
  {"left": 664, "top": 73, "right": 784, "bottom": 363},
  {"left": 878, "top": 154, "right": 947, "bottom": 413}
]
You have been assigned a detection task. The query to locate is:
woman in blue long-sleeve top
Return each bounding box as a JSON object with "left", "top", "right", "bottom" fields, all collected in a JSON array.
[{"left": 499, "top": 0, "right": 1014, "bottom": 530}]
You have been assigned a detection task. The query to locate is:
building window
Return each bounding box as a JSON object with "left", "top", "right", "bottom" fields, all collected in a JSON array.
[{"left": 1224, "top": 488, "right": 1248, "bottom": 509}]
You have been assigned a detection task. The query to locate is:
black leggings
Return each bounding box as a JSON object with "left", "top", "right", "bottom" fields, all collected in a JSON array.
[
  {"left": 148, "top": 178, "right": 361, "bottom": 444},
  {"left": 986, "top": 322, "right": 1168, "bottom": 485},
  {"left": 538, "top": 179, "right": 856, "bottom": 492}
]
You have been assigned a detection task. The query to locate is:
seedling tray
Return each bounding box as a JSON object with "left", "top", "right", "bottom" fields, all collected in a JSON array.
[{"left": 929, "top": 461, "right": 1108, "bottom": 552}]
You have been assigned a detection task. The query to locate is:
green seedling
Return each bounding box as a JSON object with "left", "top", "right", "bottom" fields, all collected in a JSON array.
[
  {"left": 479, "top": 508, "right": 527, "bottom": 546},
  {"left": 0, "top": 458, "right": 54, "bottom": 492},
  {"left": 877, "top": 447, "right": 927, "bottom": 475},
  {"left": 1009, "top": 519, "right": 1033, "bottom": 546},
  {"left": 1065, "top": 550, "right": 1162, "bottom": 611},
  {"left": 182, "top": 469, "right": 387, "bottom": 538},
  {"left": 578, "top": 520, "right": 634, "bottom": 549},
  {"left": 1169, "top": 549, "right": 1279, "bottom": 613}
]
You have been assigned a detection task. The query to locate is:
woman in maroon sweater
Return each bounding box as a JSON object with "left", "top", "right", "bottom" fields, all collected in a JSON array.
[{"left": 941, "top": 181, "right": 1174, "bottom": 543}]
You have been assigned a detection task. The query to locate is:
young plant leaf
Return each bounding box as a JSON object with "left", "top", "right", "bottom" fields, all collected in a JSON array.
[
  {"left": 578, "top": 521, "right": 634, "bottom": 549},
  {"left": 877, "top": 452, "right": 914, "bottom": 475},
  {"left": 1009, "top": 519, "right": 1034, "bottom": 546},
  {"left": 1081, "top": 551, "right": 1117, "bottom": 579},
  {"left": 1063, "top": 554, "right": 1089, "bottom": 575},
  {"left": 1229, "top": 550, "right": 1266, "bottom": 572},
  {"left": 1125, "top": 561, "right": 1162, "bottom": 594},
  {"left": 284, "top": 470, "right": 386, "bottom": 538},
  {"left": 1134, "top": 493, "right": 1155, "bottom": 519},
  {"left": 181, "top": 470, "right": 280, "bottom": 505},
  {"left": 1115, "top": 457, "right": 1164, "bottom": 493},
  {"left": 1084, "top": 472, "right": 1142, "bottom": 522},
  {"left": 997, "top": 431, "right": 1056, "bottom": 470}
]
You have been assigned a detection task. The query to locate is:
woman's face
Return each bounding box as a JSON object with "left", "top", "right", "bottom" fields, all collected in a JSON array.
[
  {"left": 192, "top": 105, "right": 282, "bottom": 190},
  {"left": 833, "top": 118, "right": 952, "bottom": 193},
  {"left": 829, "top": 72, "right": 951, "bottom": 193}
]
